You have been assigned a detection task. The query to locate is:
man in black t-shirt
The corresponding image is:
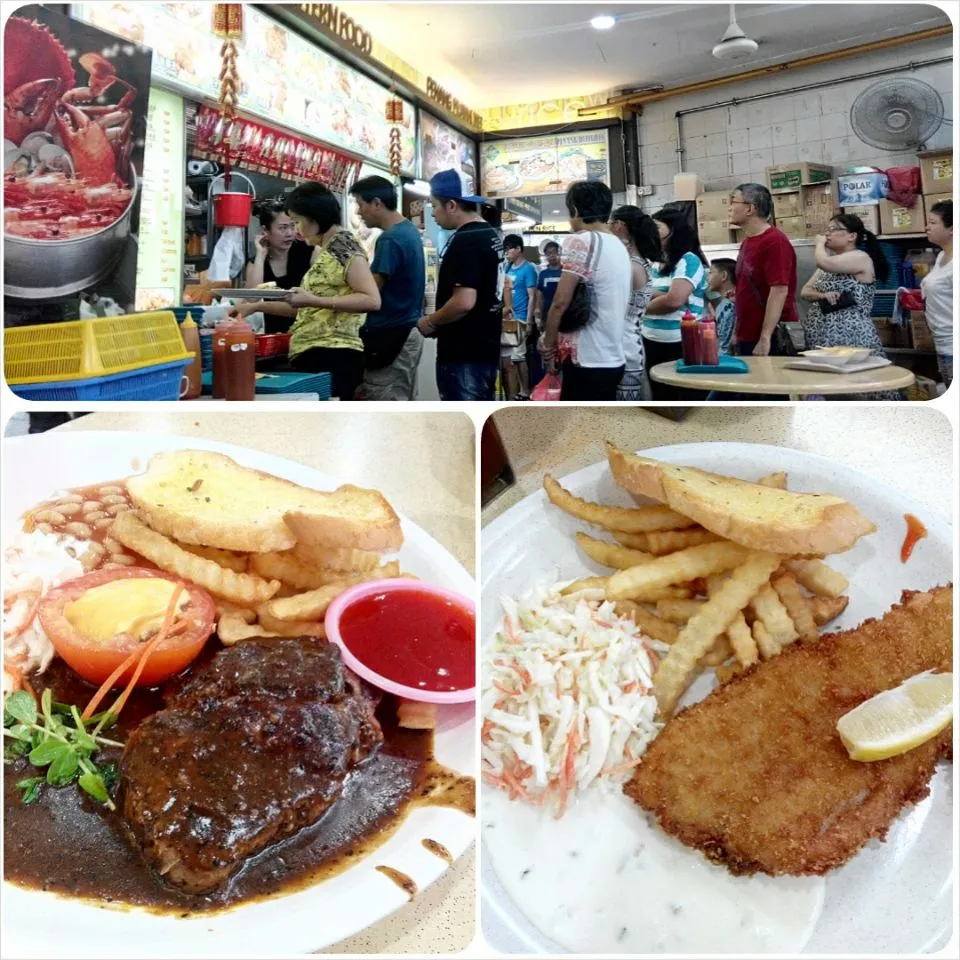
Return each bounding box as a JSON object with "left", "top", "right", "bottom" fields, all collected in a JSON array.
[{"left": 417, "top": 169, "right": 504, "bottom": 401}]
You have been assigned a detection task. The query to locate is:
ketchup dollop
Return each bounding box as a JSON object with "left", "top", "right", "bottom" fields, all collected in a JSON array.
[{"left": 339, "top": 589, "right": 475, "bottom": 692}]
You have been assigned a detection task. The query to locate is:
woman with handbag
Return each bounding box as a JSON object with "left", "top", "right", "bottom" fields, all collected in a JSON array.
[
  {"left": 539, "top": 181, "right": 632, "bottom": 401},
  {"left": 800, "top": 213, "right": 901, "bottom": 400}
]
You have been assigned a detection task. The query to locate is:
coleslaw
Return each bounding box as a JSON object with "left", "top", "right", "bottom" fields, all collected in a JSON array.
[{"left": 481, "top": 582, "right": 666, "bottom": 816}]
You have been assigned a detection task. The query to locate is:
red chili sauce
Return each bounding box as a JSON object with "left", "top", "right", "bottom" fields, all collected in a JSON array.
[{"left": 339, "top": 590, "right": 475, "bottom": 692}]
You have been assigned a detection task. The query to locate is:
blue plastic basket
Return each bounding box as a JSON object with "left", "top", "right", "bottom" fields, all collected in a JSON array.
[{"left": 10, "top": 359, "right": 190, "bottom": 401}]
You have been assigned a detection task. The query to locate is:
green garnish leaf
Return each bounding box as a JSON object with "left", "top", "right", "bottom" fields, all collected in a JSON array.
[
  {"left": 6, "top": 688, "right": 123, "bottom": 808},
  {"left": 78, "top": 771, "right": 109, "bottom": 804},
  {"left": 4, "top": 739, "right": 30, "bottom": 761},
  {"left": 29, "top": 739, "right": 69, "bottom": 767},
  {"left": 73, "top": 730, "right": 98, "bottom": 752},
  {"left": 16, "top": 776, "right": 44, "bottom": 804},
  {"left": 47, "top": 748, "right": 79, "bottom": 785},
  {"left": 3, "top": 723, "right": 33, "bottom": 742},
  {"left": 4, "top": 691, "right": 37, "bottom": 726}
]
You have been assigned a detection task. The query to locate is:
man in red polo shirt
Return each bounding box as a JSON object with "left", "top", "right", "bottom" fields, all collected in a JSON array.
[{"left": 728, "top": 183, "right": 798, "bottom": 356}]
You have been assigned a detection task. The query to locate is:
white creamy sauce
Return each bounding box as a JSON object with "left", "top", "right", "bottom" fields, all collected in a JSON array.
[{"left": 483, "top": 786, "right": 825, "bottom": 953}]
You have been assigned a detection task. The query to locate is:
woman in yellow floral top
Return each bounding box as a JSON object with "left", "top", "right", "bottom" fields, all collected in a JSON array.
[{"left": 282, "top": 182, "right": 381, "bottom": 399}]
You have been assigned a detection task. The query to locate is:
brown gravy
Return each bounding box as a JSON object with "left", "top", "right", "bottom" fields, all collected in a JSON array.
[
  {"left": 4, "top": 655, "right": 474, "bottom": 915},
  {"left": 375, "top": 866, "right": 418, "bottom": 899}
]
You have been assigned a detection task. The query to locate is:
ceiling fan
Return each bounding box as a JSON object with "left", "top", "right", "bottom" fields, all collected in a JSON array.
[{"left": 712, "top": 3, "right": 759, "bottom": 61}]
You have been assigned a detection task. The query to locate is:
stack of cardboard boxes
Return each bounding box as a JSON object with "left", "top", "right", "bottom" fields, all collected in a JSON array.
[
  {"left": 919, "top": 149, "right": 952, "bottom": 221},
  {"left": 837, "top": 151, "right": 952, "bottom": 237},
  {"left": 695, "top": 191, "right": 736, "bottom": 246},
  {"left": 766, "top": 162, "right": 835, "bottom": 239}
]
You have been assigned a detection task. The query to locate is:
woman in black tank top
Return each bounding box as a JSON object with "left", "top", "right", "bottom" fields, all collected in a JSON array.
[{"left": 240, "top": 200, "right": 317, "bottom": 333}]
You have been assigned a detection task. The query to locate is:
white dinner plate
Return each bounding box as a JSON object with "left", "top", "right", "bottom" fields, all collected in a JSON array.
[
  {"left": 481, "top": 442, "right": 953, "bottom": 954},
  {"left": 1, "top": 432, "right": 476, "bottom": 959}
]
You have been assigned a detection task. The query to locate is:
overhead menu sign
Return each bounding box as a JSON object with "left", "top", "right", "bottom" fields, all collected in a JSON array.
[
  {"left": 481, "top": 130, "right": 610, "bottom": 198},
  {"left": 71, "top": 3, "right": 417, "bottom": 174}
]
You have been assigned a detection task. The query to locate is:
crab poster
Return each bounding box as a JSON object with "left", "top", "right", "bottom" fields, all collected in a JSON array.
[{"left": 3, "top": 5, "right": 153, "bottom": 323}]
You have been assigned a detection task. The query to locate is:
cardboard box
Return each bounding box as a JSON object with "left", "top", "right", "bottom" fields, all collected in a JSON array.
[
  {"left": 696, "top": 191, "right": 731, "bottom": 220},
  {"left": 803, "top": 182, "right": 837, "bottom": 235},
  {"left": 765, "top": 162, "right": 833, "bottom": 194},
  {"left": 837, "top": 171, "right": 890, "bottom": 206},
  {"left": 776, "top": 216, "right": 807, "bottom": 239},
  {"left": 879, "top": 198, "right": 925, "bottom": 235},
  {"left": 674, "top": 172, "right": 704, "bottom": 201},
  {"left": 919, "top": 150, "right": 952, "bottom": 196},
  {"left": 924, "top": 193, "right": 952, "bottom": 219},
  {"left": 772, "top": 192, "right": 802, "bottom": 220},
  {"left": 841, "top": 204, "right": 880, "bottom": 234},
  {"left": 697, "top": 219, "right": 734, "bottom": 245}
]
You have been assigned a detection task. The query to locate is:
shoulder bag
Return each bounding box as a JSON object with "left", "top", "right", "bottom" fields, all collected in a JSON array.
[{"left": 558, "top": 232, "right": 599, "bottom": 333}]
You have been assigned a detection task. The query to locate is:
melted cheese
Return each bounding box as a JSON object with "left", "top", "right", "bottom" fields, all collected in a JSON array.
[{"left": 65, "top": 579, "right": 188, "bottom": 642}]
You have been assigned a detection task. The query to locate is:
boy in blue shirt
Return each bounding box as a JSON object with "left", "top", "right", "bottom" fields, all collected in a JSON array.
[
  {"left": 529, "top": 240, "right": 562, "bottom": 387},
  {"left": 707, "top": 258, "right": 737, "bottom": 355},
  {"left": 502, "top": 234, "right": 538, "bottom": 399}
]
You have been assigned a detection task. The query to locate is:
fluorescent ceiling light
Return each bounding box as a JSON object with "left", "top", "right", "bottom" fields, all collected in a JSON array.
[
  {"left": 590, "top": 15, "right": 616, "bottom": 30},
  {"left": 404, "top": 179, "right": 431, "bottom": 196}
]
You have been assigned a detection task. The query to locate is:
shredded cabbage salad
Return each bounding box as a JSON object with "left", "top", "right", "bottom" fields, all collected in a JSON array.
[{"left": 481, "top": 582, "right": 666, "bottom": 816}]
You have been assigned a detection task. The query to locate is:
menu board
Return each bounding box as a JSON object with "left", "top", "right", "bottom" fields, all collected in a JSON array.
[
  {"left": 71, "top": 3, "right": 417, "bottom": 173},
  {"left": 481, "top": 131, "right": 610, "bottom": 198},
  {"left": 420, "top": 111, "right": 477, "bottom": 192},
  {"left": 135, "top": 88, "right": 185, "bottom": 311}
]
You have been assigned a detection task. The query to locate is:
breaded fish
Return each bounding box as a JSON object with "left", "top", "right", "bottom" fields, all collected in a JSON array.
[{"left": 626, "top": 586, "right": 953, "bottom": 876}]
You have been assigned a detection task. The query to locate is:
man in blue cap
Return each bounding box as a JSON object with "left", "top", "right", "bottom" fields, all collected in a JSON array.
[{"left": 417, "top": 169, "right": 505, "bottom": 401}]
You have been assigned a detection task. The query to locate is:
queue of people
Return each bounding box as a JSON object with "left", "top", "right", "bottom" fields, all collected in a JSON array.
[{"left": 230, "top": 172, "right": 952, "bottom": 402}]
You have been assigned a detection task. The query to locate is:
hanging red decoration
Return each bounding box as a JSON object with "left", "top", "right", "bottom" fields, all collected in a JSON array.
[
  {"left": 211, "top": 5, "right": 244, "bottom": 186},
  {"left": 385, "top": 94, "right": 404, "bottom": 177}
]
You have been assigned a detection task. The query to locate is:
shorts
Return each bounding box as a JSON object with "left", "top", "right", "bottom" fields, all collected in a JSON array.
[
  {"left": 436, "top": 362, "right": 498, "bottom": 401},
  {"left": 500, "top": 339, "right": 527, "bottom": 362},
  {"left": 362, "top": 326, "right": 423, "bottom": 401}
]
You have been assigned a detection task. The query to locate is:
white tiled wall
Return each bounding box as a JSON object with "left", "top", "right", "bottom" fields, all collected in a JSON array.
[{"left": 637, "top": 38, "right": 953, "bottom": 211}]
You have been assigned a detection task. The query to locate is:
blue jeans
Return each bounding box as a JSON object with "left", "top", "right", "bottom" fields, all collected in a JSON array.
[{"left": 436, "top": 362, "right": 498, "bottom": 401}]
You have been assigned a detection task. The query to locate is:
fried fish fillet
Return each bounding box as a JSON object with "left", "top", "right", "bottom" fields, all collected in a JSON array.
[{"left": 626, "top": 585, "right": 953, "bottom": 876}]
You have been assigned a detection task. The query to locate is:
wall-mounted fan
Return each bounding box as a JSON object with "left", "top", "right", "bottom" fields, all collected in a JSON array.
[{"left": 850, "top": 78, "right": 945, "bottom": 151}]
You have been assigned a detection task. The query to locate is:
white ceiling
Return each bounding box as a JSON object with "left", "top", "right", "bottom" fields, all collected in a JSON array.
[{"left": 338, "top": 2, "right": 952, "bottom": 109}]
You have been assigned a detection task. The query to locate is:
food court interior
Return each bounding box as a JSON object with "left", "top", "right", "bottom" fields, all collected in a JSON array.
[{"left": 2, "top": 2, "right": 954, "bottom": 402}]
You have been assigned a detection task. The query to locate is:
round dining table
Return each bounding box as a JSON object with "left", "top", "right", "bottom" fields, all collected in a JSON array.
[{"left": 649, "top": 357, "right": 915, "bottom": 399}]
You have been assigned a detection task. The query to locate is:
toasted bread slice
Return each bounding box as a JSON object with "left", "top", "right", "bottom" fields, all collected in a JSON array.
[
  {"left": 605, "top": 443, "right": 876, "bottom": 556},
  {"left": 126, "top": 450, "right": 402, "bottom": 554}
]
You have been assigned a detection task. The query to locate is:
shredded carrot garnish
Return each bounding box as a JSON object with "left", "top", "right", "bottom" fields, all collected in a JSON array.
[
  {"left": 492, "top": 679, "right": 520, "bottom": 697},
  {"left": 481, "top": 719, "right": 494, "bottom": 743},
  {"left": 601, "top": 756, "right": 645, "bottom": 777},
  {"left": 82, "top": 587, "right": 186, "bottom": 721}
]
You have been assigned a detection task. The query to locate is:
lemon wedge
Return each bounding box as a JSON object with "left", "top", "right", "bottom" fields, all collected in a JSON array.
[{"left": 837, "top": 670, "right": 953, "bottom": 762}]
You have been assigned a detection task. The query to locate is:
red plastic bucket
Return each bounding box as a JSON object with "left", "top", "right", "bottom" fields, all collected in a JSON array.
[
  {"left": 214, "top": 192, "right": 253, "bottom": 227},
  {"left": 211, "top": 173, "right": 256, "bottom": 227}
]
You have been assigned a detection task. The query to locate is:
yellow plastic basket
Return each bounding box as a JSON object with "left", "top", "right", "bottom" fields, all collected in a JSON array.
[{"left": 5, "top": 311, "right": 192, "bottom": 385}]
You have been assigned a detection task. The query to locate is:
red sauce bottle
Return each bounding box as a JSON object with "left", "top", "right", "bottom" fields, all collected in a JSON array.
[
  {"left": 212, "top": 320, "right": 234, "bottom": 400},
  {"left": 224, "top": 321, "right": 256, "bottom": 401},
  {"left": 701, "top": 319, "right": 719, "bottom": 365},
  {"left": 680, "top": 311, "right": 700, "bottom": 365}
]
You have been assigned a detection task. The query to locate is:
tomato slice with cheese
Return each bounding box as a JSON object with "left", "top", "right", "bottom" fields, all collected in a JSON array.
[{"left": 38, "top": 568, "right": 215, "bottom": 688}]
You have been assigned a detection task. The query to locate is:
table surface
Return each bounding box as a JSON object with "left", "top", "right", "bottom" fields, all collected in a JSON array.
[
  {"left": 650, "top": 356, "right": 916, "bottom": 395},
  {"left": 51, "top": 412, "right": 476, "bottom": 955},
  {"left": 483, "top": 405, "right": 953, "bottom": 525}
]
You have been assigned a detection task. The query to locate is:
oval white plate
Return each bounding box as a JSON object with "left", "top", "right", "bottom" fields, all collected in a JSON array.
[
  {"left": 481, "top": 442, "right": 953, "bottom": 954},
  {"left": 2, "top": 432, "right": 476, "bottom": 959}
]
